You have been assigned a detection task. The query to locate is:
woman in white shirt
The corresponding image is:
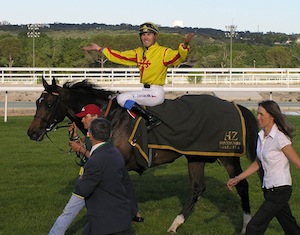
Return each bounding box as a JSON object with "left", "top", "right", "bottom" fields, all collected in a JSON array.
[{"left": 227, "top": 100, "right": 300, "bottom": 235}]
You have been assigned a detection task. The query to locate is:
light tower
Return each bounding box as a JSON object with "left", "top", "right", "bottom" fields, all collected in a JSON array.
[
  {"left": 27, "top": 24, "right": 41, "bottom": 67},
  {"left": 225, "top": 25, "right": 238, "bottom": 68}
]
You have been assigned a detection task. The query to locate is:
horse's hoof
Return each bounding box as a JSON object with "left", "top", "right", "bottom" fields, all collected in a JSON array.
[
  {"left": 167, "top": 228, "right": 177, "bottom": 233},
  {"left": 167, "top": 214, "right": 185, "bottom": 233}
]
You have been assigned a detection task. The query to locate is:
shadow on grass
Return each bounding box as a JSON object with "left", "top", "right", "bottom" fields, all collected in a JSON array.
[
  {"left": 59, "top": 164, "right": 244, "bottom": 234},
  {"left": 131, "top": 167, "right": 244, "bottom": 234},
  {"left": 58, "top": 177, "right": 78, "bottom": 194},
  {"left": 55, "top": 177, "right": 87, "bottom": 235},
  {"left": 65, "top": 215, "right": 88, "bottom": 235}
]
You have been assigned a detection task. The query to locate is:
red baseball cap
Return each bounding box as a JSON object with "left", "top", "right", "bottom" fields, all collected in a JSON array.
[{"left": 75, "top": 104, "right": 102, "bottom": 117}]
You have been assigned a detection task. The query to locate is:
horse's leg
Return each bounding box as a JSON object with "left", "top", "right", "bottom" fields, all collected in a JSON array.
[
  {"left": 168, "top": 158, "right": 206, "bottom": 233},
  {"left": 220, "top": 157, "right": 251, "bottom": 235}
]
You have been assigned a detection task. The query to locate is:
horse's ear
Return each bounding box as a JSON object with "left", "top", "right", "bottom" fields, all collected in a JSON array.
[
  {"left": 42, "top": 77, "right": 49, "bottom": 90},
  {"left": 51, "top": 78, "right": 57, "bottom": 87}
]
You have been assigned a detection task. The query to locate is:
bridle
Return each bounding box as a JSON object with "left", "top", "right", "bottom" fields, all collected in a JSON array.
[
  {"left": 34, "top": 90, "right": 72, "bottom": 153},
  {"left": 34, "top": 89, "right": 113, "bottom": 166},
  {"left": 34, "top": 91, "right": 63, "bottom": 134}
]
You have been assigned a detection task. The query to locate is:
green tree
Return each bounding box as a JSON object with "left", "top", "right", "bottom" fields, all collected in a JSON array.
[
  {"left": 52, "top": 37, "right": 86, "bottom": 67},
  {"left": 266, "top": 46, "right": 291, "bottom": 68},
  {"left": 195, "top": 44, "right": 228, "bottom": 68},
  {"left": 289, "top": 43, "right": 300, "bottom": 67},
  {"left": 85, "top": 34, "right": 120, "bottom": 68},
  {"left": 233, "top": 43, "right": 269, "bottom": 68},
  {"left": 0, "top": 34, "right": 21, "bottom": 67},
  {"left": 0, "top": 26, "right": 299, "bottom": 68}
]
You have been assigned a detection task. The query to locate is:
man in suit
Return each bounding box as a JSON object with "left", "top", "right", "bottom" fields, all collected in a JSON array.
[
  {"left": 49, "top": 104, "right": 102, "bottom": 235},
  {"left": 74, "top": 118, "right": 137, "bottom": 235}
]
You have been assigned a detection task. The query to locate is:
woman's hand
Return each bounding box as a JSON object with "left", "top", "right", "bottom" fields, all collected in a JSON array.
[{"left": 227, "top": 177, "right": 240, "bottom": 191}]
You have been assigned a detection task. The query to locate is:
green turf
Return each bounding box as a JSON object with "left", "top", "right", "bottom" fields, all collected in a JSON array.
[{"left": 1, "top": 116, "right": 300, "bottom": 234}]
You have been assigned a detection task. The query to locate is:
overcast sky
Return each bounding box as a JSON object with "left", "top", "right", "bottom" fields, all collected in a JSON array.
[{"left": 2, "top": 0, "right": 299, "bottom": 34}]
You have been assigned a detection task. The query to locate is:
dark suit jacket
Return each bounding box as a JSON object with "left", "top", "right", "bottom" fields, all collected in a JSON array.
[{"left": 74, "top": 141, "right": 137, "bottom": 235}]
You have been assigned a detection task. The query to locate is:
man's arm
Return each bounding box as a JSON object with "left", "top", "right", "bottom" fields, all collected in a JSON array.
[{"left": 74, "top": 159, "right": 102, "bottom": 198}]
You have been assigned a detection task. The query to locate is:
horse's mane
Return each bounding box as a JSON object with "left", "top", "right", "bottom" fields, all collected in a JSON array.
[{"left": 62, "top": 79, "right": 116, "bottom": 100}]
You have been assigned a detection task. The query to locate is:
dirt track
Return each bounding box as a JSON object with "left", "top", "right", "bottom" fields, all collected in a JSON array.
[{"left": 1, "top": 90, "right": 300, "bottom": 116}]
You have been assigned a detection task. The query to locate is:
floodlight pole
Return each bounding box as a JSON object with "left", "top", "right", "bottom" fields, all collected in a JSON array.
[
  {"left": 27, "top": 24, "right": 41, "bottom": 67},
  {"left": 225, "top": 25, "right": 238, "bottom": 68}
]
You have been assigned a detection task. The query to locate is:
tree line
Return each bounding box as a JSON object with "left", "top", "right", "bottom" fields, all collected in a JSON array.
[{"left": 0, "top": 23, "right": 300, "bottom": 68}]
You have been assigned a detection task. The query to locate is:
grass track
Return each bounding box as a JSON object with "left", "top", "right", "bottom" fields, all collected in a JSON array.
[{"left": 1, "top": 116, "right": 300, "bottom": 234}]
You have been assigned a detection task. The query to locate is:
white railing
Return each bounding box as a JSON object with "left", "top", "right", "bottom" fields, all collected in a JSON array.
[
  {"left": 1, "top": 67, "right": 300, "bottom": 86},
  {"left": 2, "top": 85, "right": 300, "bottom": 122},
  {"left": 2, "top": 67, "right": 300, "bottom": 122}
]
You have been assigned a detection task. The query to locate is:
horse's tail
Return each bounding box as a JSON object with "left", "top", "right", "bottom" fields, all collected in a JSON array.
[{"left": 239, "top": 105, "right": 258, "bottom": 162}]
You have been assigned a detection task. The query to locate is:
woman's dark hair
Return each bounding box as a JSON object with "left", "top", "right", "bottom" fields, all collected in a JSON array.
[{"left": 258, "top": 100, "right": 295, "bottom": 139}]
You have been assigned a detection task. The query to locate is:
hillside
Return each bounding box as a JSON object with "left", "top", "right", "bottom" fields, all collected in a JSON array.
[{"left": 0, "top": 22, "right": 298, "bottom": 46}]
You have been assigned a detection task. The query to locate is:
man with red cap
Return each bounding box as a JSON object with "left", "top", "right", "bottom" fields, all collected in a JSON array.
[
  {"left": 49, "top": 104, "right": 102, "bottom": 235},
  {"left": 69, "top": 104, "right": 103, "bottom": 158}
]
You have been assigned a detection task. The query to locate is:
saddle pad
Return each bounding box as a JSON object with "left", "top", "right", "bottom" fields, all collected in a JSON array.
[{"left": 128, "top": 95, "right": 246, "bottom": 163}]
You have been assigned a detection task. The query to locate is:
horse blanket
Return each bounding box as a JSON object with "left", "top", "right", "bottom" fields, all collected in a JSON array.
[{"left": 128, "top": 95, "right": 246, "bottom": 166}]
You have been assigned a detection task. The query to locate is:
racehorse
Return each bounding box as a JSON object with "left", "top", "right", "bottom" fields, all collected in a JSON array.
[{"left": 27, "top": 78, "right": 259, "bottom": 233}]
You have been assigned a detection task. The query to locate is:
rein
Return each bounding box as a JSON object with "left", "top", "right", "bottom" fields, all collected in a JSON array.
[
  {"left": 46, "top": 124, "right": 87, "bottom": 166},
  {"left": 68, "top": 128, "right": 88, "bottom": 166},
  {"left": 45, "top": 132, "right": 70, "bottom": 153},
  {"left": 38, "top": 90, "right": 87, "bottom": 165}
]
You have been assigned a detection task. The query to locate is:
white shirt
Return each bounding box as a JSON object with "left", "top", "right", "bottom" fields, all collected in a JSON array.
[
  {"left": 89, "top": 142, "right": 105, "bottom": 156},
  {"left": 257, "top": 123, "right": 292, "bottom": 189}
]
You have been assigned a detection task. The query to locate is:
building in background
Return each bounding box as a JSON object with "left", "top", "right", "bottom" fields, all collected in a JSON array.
[{"left": 172, "top": 20, "right": 183, "bottom": 28}]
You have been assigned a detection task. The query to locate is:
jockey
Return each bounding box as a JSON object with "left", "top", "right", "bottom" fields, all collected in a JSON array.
[{"left": 83, "top": 22, "right": 194, "bottom": 131}]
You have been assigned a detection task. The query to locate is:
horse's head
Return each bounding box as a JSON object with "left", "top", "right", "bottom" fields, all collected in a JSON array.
[
  {"left": 27, "top": 78, "right": 146, "bottom": 174},
  {"left": 27, "top": 78, "right": 68, "bottom": 141}
]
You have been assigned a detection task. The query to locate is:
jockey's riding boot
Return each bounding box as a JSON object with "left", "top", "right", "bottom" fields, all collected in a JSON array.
[{"left": 131, "top": 103, "right": 161, "bottom": 131}]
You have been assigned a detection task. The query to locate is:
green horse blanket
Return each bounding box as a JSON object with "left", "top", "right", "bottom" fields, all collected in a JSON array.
[{"left": 128, "top": 95, "right": 246, "bottom": 165}]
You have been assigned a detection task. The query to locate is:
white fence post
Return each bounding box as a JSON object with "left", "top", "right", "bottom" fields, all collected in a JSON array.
[{"left": 4, "top": 91, "right": 8, "bottom": 122}]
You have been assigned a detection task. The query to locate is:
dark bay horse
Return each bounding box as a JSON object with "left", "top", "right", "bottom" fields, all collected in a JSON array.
[{"left": 27, "top": 78, "right": 258, "bottom": 233}]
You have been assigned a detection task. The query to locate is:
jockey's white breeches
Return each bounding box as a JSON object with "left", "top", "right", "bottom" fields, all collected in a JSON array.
[{"left": 117, "top": 85, "right": 165, "bottom": 107}]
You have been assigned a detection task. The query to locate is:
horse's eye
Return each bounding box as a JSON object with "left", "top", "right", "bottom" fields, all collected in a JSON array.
[{"left": 47, "top": 103, "right": 53, "bottom": 108}]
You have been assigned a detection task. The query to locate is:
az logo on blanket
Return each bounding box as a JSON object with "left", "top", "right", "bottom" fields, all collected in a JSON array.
[
  {"left": 219, "top": 131, "right": 242, "bottom": 151},
  {"left": 224, "top": 131, "right": 238, "bottom": 141}
]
